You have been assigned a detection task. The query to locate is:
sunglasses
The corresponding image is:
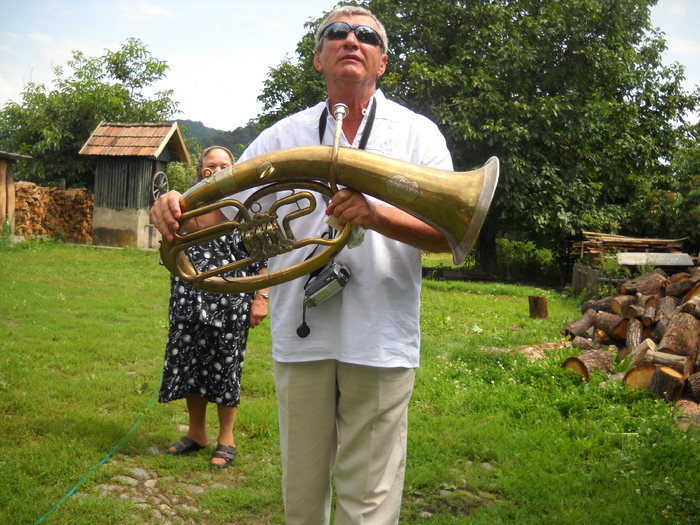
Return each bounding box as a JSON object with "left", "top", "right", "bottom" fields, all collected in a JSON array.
[{"left": 322, "top": 21, "right": 384, "bottom": 49}]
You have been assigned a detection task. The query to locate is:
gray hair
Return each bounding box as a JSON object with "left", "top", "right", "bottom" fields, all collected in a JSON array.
[
  {"left": 315, "top": 6, "right": 388, "bottom": 54},
  {"left": 195, "top": 146, "right": 235, "bottom": 183}
]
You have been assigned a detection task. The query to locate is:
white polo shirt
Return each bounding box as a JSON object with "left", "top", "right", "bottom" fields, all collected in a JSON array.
[{"left": 230, "top": 90, "right": 453, "bottom": 368}]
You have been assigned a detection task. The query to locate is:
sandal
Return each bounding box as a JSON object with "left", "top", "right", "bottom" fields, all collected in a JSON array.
[
  {"left": 211, "top": 444, "right": 236, "bottom": 468},
  {"left": 167, "top": 436, "right": 206, "bottom": 455}
]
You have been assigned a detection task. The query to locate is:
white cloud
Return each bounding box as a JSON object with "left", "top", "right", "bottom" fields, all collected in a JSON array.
[
  {"left": 117, "top": 0, "right": 175, "bottom": 22},
  {"left": 27, "top": 33, "right": 53, "bottom": 44}
]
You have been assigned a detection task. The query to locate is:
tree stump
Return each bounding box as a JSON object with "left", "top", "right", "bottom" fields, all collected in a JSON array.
[{"left": 528, "top": 296, "right": 548, "bottom": 319}]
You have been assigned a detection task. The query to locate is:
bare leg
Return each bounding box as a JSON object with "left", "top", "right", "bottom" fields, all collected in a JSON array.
[
  {"left": 211, "top": 404, "right": 237, "bottom": 466},
  {"left": 168, "top": 394, "right": 210, "bottom": 453}
]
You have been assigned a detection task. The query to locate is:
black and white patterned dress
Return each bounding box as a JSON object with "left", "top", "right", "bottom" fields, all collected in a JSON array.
[{"left": 158, "top": 231, "right": 266, "bottom": 408}]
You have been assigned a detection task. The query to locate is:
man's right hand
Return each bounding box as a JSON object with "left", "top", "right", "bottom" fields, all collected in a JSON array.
[{"left": 150, "top": 190, "right": 183, "bottom": 241}]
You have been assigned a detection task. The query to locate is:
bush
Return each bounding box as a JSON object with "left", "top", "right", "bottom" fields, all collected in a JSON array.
[{"left": 496, "top": 238, "right": 558, "bottom": 282}]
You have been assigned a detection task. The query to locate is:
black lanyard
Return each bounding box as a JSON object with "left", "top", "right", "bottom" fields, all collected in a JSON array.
[{"left": 318, "top": 98, "right": 377, "bottom": 150}]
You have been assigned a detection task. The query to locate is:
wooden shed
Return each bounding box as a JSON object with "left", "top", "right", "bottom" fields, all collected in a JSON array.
[
  {"left": 0, "top": 150, "right": 33, "bottom": 237},
  {"left": 80, "top": 122, "right": 190, "bottom": 249}
]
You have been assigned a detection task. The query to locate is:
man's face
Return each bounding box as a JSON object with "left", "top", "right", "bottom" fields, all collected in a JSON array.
[{"left": 313, "top": 15, "right": 387, "bottom": 85}]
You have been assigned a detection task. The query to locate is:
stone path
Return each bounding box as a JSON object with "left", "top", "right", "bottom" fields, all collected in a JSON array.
[{"left": 73, "top": 451, "right": 228, "bottom": 524}]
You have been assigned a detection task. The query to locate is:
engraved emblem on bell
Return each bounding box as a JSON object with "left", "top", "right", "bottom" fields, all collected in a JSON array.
[{"left": 385, "top": 175, "right": 420, "bottom": 203}]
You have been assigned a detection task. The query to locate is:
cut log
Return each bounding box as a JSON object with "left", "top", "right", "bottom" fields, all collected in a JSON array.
[
  {"left": 581, "top": 297, "right": 613, "bottom": 314},
  {"left": 636, "top": 293, "right": 657, "bottom": 308},
  {"left": 571, "top": 336, "right": 604, "bottom": 351},
  {"left": 561, "top": 309, "right": 597, "bottom": 338},
  {"left": 562, "top": 350, "right": 614, "bottom": 380},
  {"left": 621, "top": 303, "right": 645, "bottom": 320},
  {"left": 664, "top": 279, "right": 694, "bottom": 298},
  {"left": 619, "top": 272, "right": 671, "bottom": 295},
  {"left": 680, "top": 293, "right": 700, "bottom": 314},
  {"left": 639, "top": 350, "right": 688, "bottom": 375},
  {"left": 528, "top": 296, "right": 548, "bottom": 319},
  {"left": 657, "top": 312, "right": 700, "bottom": 357},
  {"left": 652, "top": 317, "right": 670, "bottom": 342},
  {"left": 624, "top": 364, "right": 684, "bottom": 402},
  {"left": 687, "top": 372, "right": 700, "bottom": 402},
  {"left": 654, "top": 296, "right": 680, "bottom": 324},
  {"left": 683, "top": 282, "right": 700, "bottom": 303},
  {"left": 641, "top": 306, "right": 657, "bottom": 327},
  {"left": 648, "top": 366, "right": 685, "bottom": 402},
  {"left": 610, "top": 295, "right": 637, "bottom": 315},
  {"left": 594, "top": 311, "right": 628, "bottom": 340},
  {"left": 595, "top": 329, "right": 613, "bottom": 345},
  {"left": 630, "top": 338, "right": 658, "bottom": 367},
  {"left": 625, "top": 318, "right": 643, "bottom": 357}
]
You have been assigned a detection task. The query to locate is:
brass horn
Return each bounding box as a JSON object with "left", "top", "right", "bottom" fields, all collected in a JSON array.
[{"left": 159, "top": 147, "right": 499, "bottom": 293}]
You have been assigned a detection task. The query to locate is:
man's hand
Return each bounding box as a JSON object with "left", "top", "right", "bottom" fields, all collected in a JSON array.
[
  {"left": 326, "top": 188, "right": 451, "bottom": 253},
  {"left": 150, "top": 190, "right": 184, "bottom": 241},
  {"left": 326, "top": 188, "right": 377, "bottom": 229}
]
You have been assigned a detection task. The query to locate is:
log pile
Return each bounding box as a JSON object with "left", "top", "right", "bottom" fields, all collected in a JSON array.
[
  {"left": 561, "top": 267, "right": 700, "bottom": 403},
  {"left": 14, "top": 182, "right": 93, "bottom": 243}
]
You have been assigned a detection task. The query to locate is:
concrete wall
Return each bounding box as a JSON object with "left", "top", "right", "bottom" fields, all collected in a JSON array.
[{"left": 92, "top": 207, "right": 160, "bottom": 250}]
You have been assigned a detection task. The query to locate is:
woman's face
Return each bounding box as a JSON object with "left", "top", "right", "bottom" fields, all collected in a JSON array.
[{"left": 201, "top": 148, "right": 232, "bottom": 178}]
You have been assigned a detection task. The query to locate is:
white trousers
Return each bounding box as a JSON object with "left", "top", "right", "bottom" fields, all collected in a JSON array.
[{"left": 274, "top": 360, "right": 415, "bottom": 525}]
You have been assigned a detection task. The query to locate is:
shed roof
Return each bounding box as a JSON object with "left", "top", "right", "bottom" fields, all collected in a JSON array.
[
  {"left": 79, "top": 122, "right": 190, "bottom": 163},
  {"left": 0, "top": 150, "right": 33, "bottom": 162}
]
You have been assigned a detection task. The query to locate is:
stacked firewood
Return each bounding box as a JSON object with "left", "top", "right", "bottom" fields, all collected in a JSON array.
[
  {"left": 561, "top": 267, "right": 700, "bottom": 404},
  {"left": 14, "top": 182, "right": 93, "bottom": 243}
]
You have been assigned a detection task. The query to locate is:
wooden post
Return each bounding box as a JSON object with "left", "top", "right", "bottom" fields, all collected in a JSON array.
[
  {"left": 0, "top": 160, "right": 7, "bottom": 225},
  {"left": 528, "top": 296, "right": 548, "bottom": 319}
]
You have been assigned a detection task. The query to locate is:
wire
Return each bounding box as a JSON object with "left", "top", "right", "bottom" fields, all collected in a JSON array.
[{"left": 33, "top": 375, "right": 163, "bottom": 524}]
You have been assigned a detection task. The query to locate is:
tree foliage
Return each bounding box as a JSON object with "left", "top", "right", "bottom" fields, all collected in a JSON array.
[
  {"left": 257, "top": 0, "right": 700, "bottom": 275},
  {"left": 0, "top": 38, "right": 178, "bottom": 189}
]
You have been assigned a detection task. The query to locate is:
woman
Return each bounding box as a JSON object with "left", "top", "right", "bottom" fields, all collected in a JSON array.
[{"left": 158, "top": 146, "right": 268, "bottom": 468}]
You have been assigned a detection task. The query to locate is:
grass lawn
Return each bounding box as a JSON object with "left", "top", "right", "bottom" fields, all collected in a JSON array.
[{"left": 1, "top": 240, "right": 698, "bottom": 524}]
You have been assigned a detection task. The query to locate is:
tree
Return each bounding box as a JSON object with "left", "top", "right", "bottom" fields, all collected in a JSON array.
[
  {"left": 0, "top": 38, "right": 178, "bottom": 189},
  {"left": 256, "top": 0, "right": 699, "bottom": 277}
]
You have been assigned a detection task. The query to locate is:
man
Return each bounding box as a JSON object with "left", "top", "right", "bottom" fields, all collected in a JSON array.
[{"left": 151, "top": 6, "right": 453, "bottom": 524}]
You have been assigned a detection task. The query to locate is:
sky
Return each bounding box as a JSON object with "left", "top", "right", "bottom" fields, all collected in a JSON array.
[{"left": 1, "top": 0, "right": 698, "bottom": 132}]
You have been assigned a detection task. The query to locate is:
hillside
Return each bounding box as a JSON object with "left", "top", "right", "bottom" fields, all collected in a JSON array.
[{"left": 175, "top": 119, "right": 261, "bottom": 159}]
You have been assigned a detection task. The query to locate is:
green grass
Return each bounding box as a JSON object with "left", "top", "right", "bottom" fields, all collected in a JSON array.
[{"left": 1, "top": 240, "right": 698, "bottom": 524}]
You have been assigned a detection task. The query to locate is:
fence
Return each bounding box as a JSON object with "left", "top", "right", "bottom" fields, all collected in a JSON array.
[{"left": 571, "top": 262, "right": 623, "bottom": 298}]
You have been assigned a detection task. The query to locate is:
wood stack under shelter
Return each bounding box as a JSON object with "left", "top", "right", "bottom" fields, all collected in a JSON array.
[
  {"left": 574, "top": 231, "right": 688, "bottom": 266},
  {"left": 13, "top": 182, "right": 93, "bottom": 243}
]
